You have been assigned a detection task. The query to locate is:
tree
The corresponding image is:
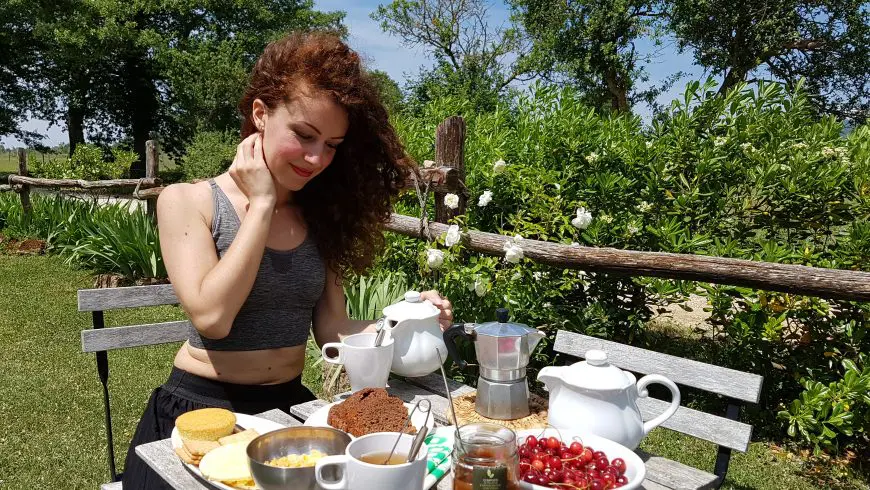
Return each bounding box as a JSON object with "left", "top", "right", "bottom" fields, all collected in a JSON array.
[
  {"left": 25, "top": 0, "right": 345, "bottom": 174},
  {"left": 367, "top": 69, "right": 405, "bottom": 114},
  {"left": 0, "top": 0, "right": 40, "bottom": 143},
  {"left": 511, "top": 0, "right": 677, "bottom": 113},
  {"left": 668, "top": 0, "right": 870, "bottom": 122},
  {"left": 372, "top": 0, "right": 533, "bottom": 111}
]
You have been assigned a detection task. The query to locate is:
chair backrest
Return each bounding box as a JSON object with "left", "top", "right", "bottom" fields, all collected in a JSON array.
[
  {"left": 79, "top": 284, "right": 188, "bottom": 484},
  {"left": 79, "top": 284, "right": 188, "bottom": 352},
  {"left": 552, "top": 330, "right": 764, "bottom": 453}
]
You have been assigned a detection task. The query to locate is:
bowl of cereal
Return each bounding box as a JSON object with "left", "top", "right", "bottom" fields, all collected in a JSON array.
[{"left": 247, "top": 426, "right": 352, "bottom": 490}]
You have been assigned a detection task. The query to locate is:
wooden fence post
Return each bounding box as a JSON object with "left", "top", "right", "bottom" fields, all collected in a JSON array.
[
  {"left": 17, "top": 148, "right": 31, "bottom": 217},
  {"left": 145, "top": 140, "right": 159, "bottom": 219},
  {"left": 434, "top": 116, "right": 467, "bottom": 223}
]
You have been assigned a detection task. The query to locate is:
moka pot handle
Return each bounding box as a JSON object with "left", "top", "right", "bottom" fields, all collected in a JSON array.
[{"left": 442, "top": 323, "right": 473, "bottom": 370}]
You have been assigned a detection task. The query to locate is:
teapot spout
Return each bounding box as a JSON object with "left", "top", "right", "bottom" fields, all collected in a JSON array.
[{"left": 526, "top": 330, "right": 545, "bottom": 353}]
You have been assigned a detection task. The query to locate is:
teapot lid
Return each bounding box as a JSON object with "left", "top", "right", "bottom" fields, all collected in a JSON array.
[
  {"left": 561, "top": 350, "right": 632, "bottom": 390},
  {"left": 475, "top": 308, "right": 538, "bottom": 337},
  {"left": 382, "top": 291, "right": 440, "bottom": 321}
]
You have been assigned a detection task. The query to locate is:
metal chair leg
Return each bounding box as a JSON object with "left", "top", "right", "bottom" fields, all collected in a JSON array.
[
  {"left": 94, "top": 311, "right": 119, "bottom": 481},
  {"left": 712, "top": 403, "right": 741, "bottom": 488}
]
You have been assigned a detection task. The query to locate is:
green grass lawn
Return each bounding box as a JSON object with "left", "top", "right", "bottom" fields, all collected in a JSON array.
[{"left": 0, "top": 254, "right": 864, "bottom": 489}]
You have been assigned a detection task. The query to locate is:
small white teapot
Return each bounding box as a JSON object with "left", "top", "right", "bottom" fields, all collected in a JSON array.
[
  {"left": 382, "top": 291, "right": 448, "bottom": 377},
  {"left": 537, "top": 349, "right": 681, "bottom": 449}
]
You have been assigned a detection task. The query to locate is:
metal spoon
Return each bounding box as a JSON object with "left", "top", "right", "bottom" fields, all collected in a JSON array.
[{"left": 373, "top": 316, "right": 387, "bottom": 347}]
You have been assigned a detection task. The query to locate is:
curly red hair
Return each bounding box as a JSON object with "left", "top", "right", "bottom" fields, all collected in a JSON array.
[{"left": 238, "top": 32, "right": 413, "bottom": 277}]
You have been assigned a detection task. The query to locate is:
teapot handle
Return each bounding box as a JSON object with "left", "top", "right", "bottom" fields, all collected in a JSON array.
[{"left": 637, "top": 374, "right": 681, "bottom": 435}]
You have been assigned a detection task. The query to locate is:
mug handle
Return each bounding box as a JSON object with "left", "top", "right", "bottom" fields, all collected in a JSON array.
[
  {"left": 321, "top": 342, "right": 343, "bottom": 365},
  {"left": 637, "top": 374, "right": 681, "bottom": 435},
  {"left": 315, "top": 455, "right": 348, "bottom": 490}
]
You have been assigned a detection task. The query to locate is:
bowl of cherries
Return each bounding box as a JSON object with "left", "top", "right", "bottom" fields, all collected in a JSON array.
[{"left": 515, "top": 428, "right": 646, "bottom": 490}]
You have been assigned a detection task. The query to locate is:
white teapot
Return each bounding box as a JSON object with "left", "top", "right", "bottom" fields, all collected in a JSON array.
[
  {"left": 382, "top": 291, "right": 448, "bottom": 377},
  {"left": 537, "top": 349, "right": 681, "bottom": 449}
]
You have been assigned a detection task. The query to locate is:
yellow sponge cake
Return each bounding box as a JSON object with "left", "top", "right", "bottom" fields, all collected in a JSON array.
[{"left": 176, "top": 408, "right": 236, "bottom": 441}]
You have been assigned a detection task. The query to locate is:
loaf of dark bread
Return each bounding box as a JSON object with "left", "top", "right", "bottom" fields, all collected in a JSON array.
[{"left": 327, "top": 388, "right": 417, "bottom": 437}]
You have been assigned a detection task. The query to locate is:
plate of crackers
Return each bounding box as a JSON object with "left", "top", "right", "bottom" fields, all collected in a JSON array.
[{"left": 171, "top": 408, "right": 284, "bottom": 489}]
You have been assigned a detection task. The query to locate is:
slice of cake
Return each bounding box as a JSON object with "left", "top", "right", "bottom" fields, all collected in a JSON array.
[{"left": 327, "top": 388, "right": 417, "bottom": 437}]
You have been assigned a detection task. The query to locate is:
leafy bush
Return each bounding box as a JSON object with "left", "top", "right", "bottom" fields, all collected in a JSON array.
[
  {"left": 0, "top": 193, "right": 162, "bottom": 280},
  {"left": 30, "top": 144, "right": 133, "bottom": 179},
  {"left": 381, "top": 79, "right": 869, "bottom": 453},
  {"left": 181, "top": 131, "right": 236, "bottom": 181}
]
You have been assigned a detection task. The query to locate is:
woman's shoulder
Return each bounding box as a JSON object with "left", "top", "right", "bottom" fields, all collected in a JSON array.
[{"left": 156, "top": 180, "right": 215, "bottom": 223}]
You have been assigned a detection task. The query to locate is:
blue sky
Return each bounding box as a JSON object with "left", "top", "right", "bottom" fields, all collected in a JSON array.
[{"left": 1, "top": 0, "right": 707, "bottom": 148}]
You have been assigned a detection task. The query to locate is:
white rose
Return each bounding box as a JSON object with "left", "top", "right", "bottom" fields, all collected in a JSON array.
[
  {"left": 503, "top": 235, "right": 525, "bottom": 264},
  {"left": 493, "top": 159, "right": 507, "bottom": 174},
  {"left": 426, "top": 248, "right": 444, "bottom": 269},
  {"left": 444, "top": 224, "right": 461, "bottom": 247},
  {"left": 423, "top": 159, "right": 436, "bottom": 168},
  {"left": 474, "top": 278, "right": 487, "bottom": 297},
  {"left": 477, "top": 190, "right": 493, "bottom": 207},
  {"left": 571, "top": 207, "right": 593, "bottom": 230},
  {"left": 444, "top": 193, "right": 459, "bottom": 209}
]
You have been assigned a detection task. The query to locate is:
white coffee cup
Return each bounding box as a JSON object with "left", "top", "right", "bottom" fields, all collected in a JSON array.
[
  {"left": 321, "top": 332, "right": 394, "bottom": 392},
  {"left": 315, "top": 432, "right": 428, "bottom": 490}
]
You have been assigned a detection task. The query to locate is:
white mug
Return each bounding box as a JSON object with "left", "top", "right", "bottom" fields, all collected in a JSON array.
[
  {"left": 321, "top": 332, "right": 394, "bottom": 392},
  {"left": 315, "top": 432, "right": 428, "bottom": 490}
]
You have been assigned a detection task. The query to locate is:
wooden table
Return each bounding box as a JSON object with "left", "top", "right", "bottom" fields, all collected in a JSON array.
[
  {"left": 136, "top": 373, "right": 684, "bottom": 490},
  {"left": 135, "top": 373, "right": 468, "bottom": 490}
]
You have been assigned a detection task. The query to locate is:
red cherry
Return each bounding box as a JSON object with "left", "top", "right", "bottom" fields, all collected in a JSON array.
[
  {"left": 548, "top": 456, "right": 563, "bottom": 470},
  {"left": 570, "top": 441, "right": 584, "bottom": 454},
  {"left": 590, "top": 479, "right": 605, "bottom": 490},
  {"left": 602, "top": 472, "right": 616, "bottom": 486},
  {"left": 587, "top": 468, "right": 600, "bottom": 479},
  {"left": 581, "top": 447, "right": 594, "bottom": 464},
  {"left": 546, "top": 436, "right": 560, "bottom": 449},
  {"left": 532, "top": 459, "right": 546, "bottom": 472},
  {"left": 593, "top": 450, "right": 606, "bottom": 460},
  {"left": 525, "top": 436, "right": 538, "bottom": 448},
  {"left": 522, "top": 472, "right": 538, "bottom": 483},
  {"left": 616, "top": 475, "right": 629, "bottom": 486},
  {"left": 519, "top": 446, "right": 531, "bottom": 459},
  {"left": 549, "top": 469, "right": 564, "bottom": 483},
  {"left": 612, "top": 457, "right": 626, "bottom": 475},
  {"left": 595, "top": 457, "right": 610, "bottom": 471}
]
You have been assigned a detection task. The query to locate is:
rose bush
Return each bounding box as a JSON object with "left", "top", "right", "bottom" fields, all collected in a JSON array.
[{"left": 382, "top": 79, "right": 869, "bottom": 453}]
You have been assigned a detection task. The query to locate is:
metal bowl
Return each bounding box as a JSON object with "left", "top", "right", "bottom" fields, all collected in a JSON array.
[{"left": 247, "top": 426, "right": 351, "bottom": 490}]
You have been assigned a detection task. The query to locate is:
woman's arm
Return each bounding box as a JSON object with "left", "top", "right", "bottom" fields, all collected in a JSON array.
[
  {"left": 158, "top": 134, "right": 278, "bottom": 339},
  {"left": 157, "top": 184, "right": 273, "bottom": 339}
]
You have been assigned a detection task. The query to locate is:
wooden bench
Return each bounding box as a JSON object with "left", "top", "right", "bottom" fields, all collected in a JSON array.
[
  {"left": 79, "top": 284, "right": 185, "bottom": 487},
  {"left": 553, "top": 330, "right": 764, "bottom": 489}
]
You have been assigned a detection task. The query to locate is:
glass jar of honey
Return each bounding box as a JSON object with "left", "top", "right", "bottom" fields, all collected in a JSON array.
[{"left": 452, "top": 423, "right": 519, "bottom": 490}]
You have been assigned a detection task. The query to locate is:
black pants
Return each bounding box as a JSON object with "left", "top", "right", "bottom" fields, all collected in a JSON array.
[{"left": 122, "top": 367, "right": 316, "bottom": 489}]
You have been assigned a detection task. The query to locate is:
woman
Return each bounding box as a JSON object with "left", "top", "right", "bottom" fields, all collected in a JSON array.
[{"left": 122, "top": 32, "right": 453, "bottom": 488}]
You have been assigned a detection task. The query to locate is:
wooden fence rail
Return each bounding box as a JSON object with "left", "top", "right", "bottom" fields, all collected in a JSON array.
[{"left": 3, "top": 117, "right": 869, "bottom": 302}]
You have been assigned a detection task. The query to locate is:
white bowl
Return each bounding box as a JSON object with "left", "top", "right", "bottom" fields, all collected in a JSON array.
[{"left": 515, "top": 428, "right": 646, "bottom": 490}]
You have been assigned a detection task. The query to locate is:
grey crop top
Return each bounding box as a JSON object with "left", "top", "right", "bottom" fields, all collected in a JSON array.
[{"left": 185, "top": 180, "right": 326, "bottom": 351}]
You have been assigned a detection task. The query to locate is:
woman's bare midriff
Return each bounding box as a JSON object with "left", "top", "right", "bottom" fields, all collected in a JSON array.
[{"left": 173, "top": 341, "right": 307, "bottom": 385}]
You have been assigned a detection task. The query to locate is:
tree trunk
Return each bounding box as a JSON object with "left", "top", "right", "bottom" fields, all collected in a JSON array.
[
  {"left": 718, "top": 67, "right": 748, "bottom": 95},
  {"left": 119, "top": 50, "right": 158, "bottom": 177},
  {"left": 67, "top": 105, "right": 85, "bottom": 156},
  {"left": 604, "top": 69, "right": 629, "bottom": 112}
]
